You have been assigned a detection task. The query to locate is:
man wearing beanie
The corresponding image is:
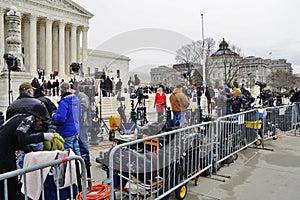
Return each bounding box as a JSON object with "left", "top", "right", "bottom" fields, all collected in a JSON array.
[{"left": 52, "top": 82, "right": 82, "bottom": 155}]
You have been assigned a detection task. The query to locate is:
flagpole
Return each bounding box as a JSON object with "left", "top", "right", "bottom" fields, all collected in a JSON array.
[{"left": 201, "top": 13, "right": 206, "bottom": 86}]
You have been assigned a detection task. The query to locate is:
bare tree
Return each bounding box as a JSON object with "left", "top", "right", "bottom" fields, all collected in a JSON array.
[
  {"left": 266, "top": 70, "right": 297, "bottom": 90},
  {"left": 175, "top": 38, "right": 217, "bottom": 86}
]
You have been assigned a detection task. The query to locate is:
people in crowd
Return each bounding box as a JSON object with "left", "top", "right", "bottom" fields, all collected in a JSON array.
[
  {"left": 46, "top": 80, "right": 52, "bottom": 96},
  {"left": 116, "top": 78, "right": 123, "bottom": 97},
  {"left": 52, "top": 79, "right": 59, "bottom": 96},
  {"left": 224, "top": 87, "right": 233, "bottom": 115},
  {"left": 154, "top": 87, "right": 167, "bottom": 121},
  {"left": 0, "top": 103, "right": 54, "bottom": 200},
  {"left": 205, "top": 86, "right": 215, "bottom": 114},
  {"left": 169, "top": 84, "right": 190, "bottom": 127},
  {"left": 34, "top": 85, "right": 57, "bottom": 116},
  {"left": 52, "top": 82, "right": 82, "bottom": 156},
  {"left": 104, "top": 76, "right": 112, "bottom": 97},
  {"left": 133, "top": 74, "right": 140, "bottom": 90},
  {"left": 231, "top": 87, "right": 243, "bottom": 114},
  {"left": 6, "top": 82, "right": 47, "bottom": 120},
  {"left": 111, "top": 77, "right": 116, "bottom": 97},
  {"left": 215, "top": 86, "right": 227, "bottom": 117},
  {"left": 75, "top": 86, "right": 92, "bottom": 166}
]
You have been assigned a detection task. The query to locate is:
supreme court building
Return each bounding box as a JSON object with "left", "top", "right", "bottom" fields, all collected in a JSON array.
[{"left": 0, "top": 0, "right": 130, "bottom": 112}]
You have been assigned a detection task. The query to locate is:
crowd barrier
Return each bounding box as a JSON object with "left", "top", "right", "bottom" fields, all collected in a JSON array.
[
  {"left": 102, "top": 103, "right": 299, "bottom": 199},
  {"left": 0, "top": 154, "right": 87, "bottom": 200},
  {"left": 1, "top": 104, "right": 298, "bottom": 200}
]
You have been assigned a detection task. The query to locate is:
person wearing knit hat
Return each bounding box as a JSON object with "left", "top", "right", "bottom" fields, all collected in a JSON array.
[
  {"left": 232, "top": 88, "right": 242, "bottom": 97},
  {"left": 231, "top": 88, "right": 243, "bottom": 114}
]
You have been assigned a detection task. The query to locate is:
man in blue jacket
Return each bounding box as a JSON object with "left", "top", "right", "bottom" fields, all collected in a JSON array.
[{"left": 52, "top": 82, "right": 82, "bottom": 155}]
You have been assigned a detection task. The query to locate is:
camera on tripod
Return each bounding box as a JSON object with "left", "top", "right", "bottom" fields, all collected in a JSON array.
[
  {"left": 130, "top": 88, "right": 149, "bottom": 100},
  {"left": 255, "top": 81, "right": 267, "bottom": 90},
  {"left": 70, "top": 62, "right": 81, "bottom": 75},
  {"left": 3, "top": 53, "right": 21, "bottom": 71}
]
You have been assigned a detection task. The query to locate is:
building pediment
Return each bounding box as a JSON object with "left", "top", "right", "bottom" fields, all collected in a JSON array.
[
  {"left": 1, "top": 0, "right": 93, "bottom": 21},
  {"left": 38, "top": 0, "right": 93, "bottom": 17}
]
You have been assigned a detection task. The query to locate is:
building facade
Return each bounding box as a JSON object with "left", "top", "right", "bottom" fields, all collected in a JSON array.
[
  {"left": 209, "top": 39, "right": 293, "bottom": 88},
  {"left": 0, "top": 0, "right": 130, "bottom": 112},
  {"left": 0, "top": 0, "right": 94, "bottom": 76}
]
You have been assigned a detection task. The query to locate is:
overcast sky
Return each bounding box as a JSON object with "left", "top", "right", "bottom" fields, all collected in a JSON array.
[{"left": 73, "top": 0, "right": 300, "bottom": 73}]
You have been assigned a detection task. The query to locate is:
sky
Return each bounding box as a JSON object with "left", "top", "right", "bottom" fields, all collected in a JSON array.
[{"left": 73, "top": 0, "right": 300, "bottom": 74}]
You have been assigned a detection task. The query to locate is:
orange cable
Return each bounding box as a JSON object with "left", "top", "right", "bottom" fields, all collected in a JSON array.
[{"left": 76, "top": 183, "right": 110, "bottom": 200}]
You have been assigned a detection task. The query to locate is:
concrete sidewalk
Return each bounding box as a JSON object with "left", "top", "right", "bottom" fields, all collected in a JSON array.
[
  {"left": 185, "top": 133, "right": 300, "bottom": 200},
  {"left": 89, "top": 133, "right": 300, "bottom": 200}
]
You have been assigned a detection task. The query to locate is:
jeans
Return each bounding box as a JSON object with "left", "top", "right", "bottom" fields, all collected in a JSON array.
[
  {"left": 18, "top": 142, "right": 44, "bottom": 168},
  {"left": 78, "top": 127, "right": 90, "bottom": 162},
  {"left": 172, "top": 113, "right": 186, "bottom": 127},
  {"left": 64, "top": 135, "right": 81, "bottom": 156}
]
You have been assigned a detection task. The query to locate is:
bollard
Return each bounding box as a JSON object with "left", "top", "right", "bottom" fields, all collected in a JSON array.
[{"left": 0, "top": 112, "right": 4, "bottom": 126}]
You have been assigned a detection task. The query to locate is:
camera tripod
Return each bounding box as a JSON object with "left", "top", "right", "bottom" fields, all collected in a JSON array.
[
  {"left": 130, "top": 97, "right": 148, "bottom": 126},
  {"left": 98, "top": 88, "right": 110, "bottom": 135}
]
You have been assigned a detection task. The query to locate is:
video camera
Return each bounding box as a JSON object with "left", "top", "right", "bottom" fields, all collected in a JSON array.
[
  {"left": 3, "top": 53, "right": 21, "bottom": 71},
  {"left": 70, "top": 62, "right": 81, "bottom": 74},
  {"left": 130, "top": 88, "right": 149, "bottom": 100},
  {"left": 255, "top": 81, "right": 267, "bottom": 91}
]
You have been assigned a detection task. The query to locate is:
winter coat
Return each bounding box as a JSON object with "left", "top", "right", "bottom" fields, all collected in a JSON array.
[
  {"left": 35, "top": 91, "right": 57, "bottom": 116},
  {"left": 0, "top": 114, "right": 45, "bottom": 200},
  {"left": 154, "top": 92, "right": 167, "bottom": 113},
  {"left": 76, "top": 91, "right": 92, "bottom": 127},
  {"left": 52, "top": 92, "right": 82, "bottom": 138},
  {"left": 5, "top": 94, "right": 45, "bottom": 120},
  {"left": 169, "top": 88, "right": 190, "bottom": 114},
  {"left": 231, "top": 96, "right": 243, "bottom": 114},
  {"left": 215, "top": 92, "right": 227, "bottom": 117}
]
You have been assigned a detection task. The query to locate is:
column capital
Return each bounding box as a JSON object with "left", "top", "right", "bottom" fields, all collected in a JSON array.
[
  {"left": 45, "top": 17, "right": 53, "bottom": 24},
  {"left": 30, "top": 14, "right": 38, "bottom": 20},
  {"left": 82, "top": 26, "right": 89, "bottom": 32}
]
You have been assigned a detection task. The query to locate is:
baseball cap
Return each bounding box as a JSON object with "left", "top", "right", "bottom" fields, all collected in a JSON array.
[
  {"left": 19, "top": 82, "right": 35, "bottom": 90},
  {"left": 60, "top": 82, "right": 70, "bottom": 92}
]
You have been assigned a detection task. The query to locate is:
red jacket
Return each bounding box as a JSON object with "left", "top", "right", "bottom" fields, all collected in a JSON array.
[{"left": 154, "top": 92, "right": 166, "bottom": 112}]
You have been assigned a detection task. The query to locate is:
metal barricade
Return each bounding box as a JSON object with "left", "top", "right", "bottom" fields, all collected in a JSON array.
[
  {"left": 262, "top": 105, "right": 293, "bottom": 141},
  {"left": 0, "top": 154, "right": 87, "bottom": 200},
  {"left": 215, "top": 110, "right": 258, "bottom": 168},
  {"left": 102, "top": 122, "right": 214, "bottom": 200}
]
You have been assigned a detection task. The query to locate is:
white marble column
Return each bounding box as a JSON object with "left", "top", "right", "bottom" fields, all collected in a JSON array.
[
  {"left": 52, "top": 25, "right": 58, "bottom": 72},
  {"left": 58, "top": 21, "right": 65, "bottom": 76},
  {"left": 23, "top": 17, "right": 30, "bottom": 71},
  {"left": 45, "top": 18, "right": 52, "bottom": 75},
  {"left": 76, "top": 28, "right": 81, "bottom": 63},
  {"left": 29, "top": 14, "right": 37, "bottom": 73},
  {"left": 38, "top": 21, "right": 46, "bottom": 72},
  {"left": 65, "top": 27, "right": 70, "bottom": 74},
  {"left": 82, "top": 26, "right": 88, "bottom": 76},
  {"left": 0, "top": 8, "right": 4, "bottom": 69},
  {"left": 70, "top": 24, "right": 77, "bottom": 63}
]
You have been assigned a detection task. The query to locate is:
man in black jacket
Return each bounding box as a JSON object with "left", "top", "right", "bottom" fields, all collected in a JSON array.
[
  {"left": 0, "top": 103, "right": 54, "bottom": 200},
  {"left": 6, "top": 82, "right": 50, "bottom": 120}
]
